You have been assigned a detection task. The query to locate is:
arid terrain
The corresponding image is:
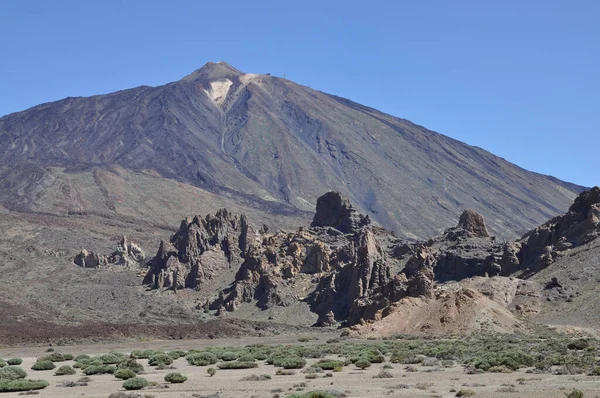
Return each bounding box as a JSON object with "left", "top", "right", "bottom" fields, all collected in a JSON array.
[
  {"left": 2, "top": 332, "right": 600, "bottom": 398},
  {"left": 1, "top": 62, "right": 599, "bottom": 397}
]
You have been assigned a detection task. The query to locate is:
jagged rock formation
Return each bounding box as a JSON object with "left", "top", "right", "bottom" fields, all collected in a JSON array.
[
  {"left": 310, "top": 191, "right": 371, "bottom": 233},
  {"left": 141, "top": 187, "right": 600, "bottom": 331},
  {"left": 402, "top": 187, "right": 600, "bottom": 282},
  {"left": 143, "top": 209, "right": 254, "bottom": 290},
  {"left": 518, "top": 186, "right": 600, "bottom": 273},
  {"left": 74, "top": 236, "right": 145, "bottom": 268}
]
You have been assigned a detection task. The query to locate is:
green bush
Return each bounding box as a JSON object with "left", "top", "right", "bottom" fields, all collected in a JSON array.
[
  {"left": 186, "top": 352, "right": 218, "bottom": 366},
  {"left": 122, "top": 377, "right": 149, "bottom": 390},
  {"left": 314, "top": 360, "right": 344, "bottom": 370},
  {"left": 130, "top": 350, "right": 162, "bottom": 359},
  {"left": 0, "top": 379, "right": 49, "bottom": 392},
  {"left": 115, "top": 369, "right": 137, "bottom": 380},
  {"left": 219, "top": 351, "right": 238, "bottom": 361},
  {"left": 148, "top": 353, "right": 173, "bottom": 366},
  {"left": 279, "top": 356, "right": 306, "bottom": 369},
  {"left": 98, "top": 353, "right": 126, "bottom": 364},
  {"left": 207, "top": 367, "right": 216, "bottom": 377},
  {"left": 0, "top": 366, "right": 27, "bottom": 380},
  {"left": 164, "top": 372, "right": 187, "bottom": 383},
  {"left": 355, "top": 358, "right": 371, "bottom": 370},
  {"left": 82, "top": 365, "right": 116, "bottom": 375},
  {"left": 40, "top": 352, "right": 68, "bottom": 362},
  {"left": 31, "top": 360, "right": 56, "bottom": 371},
  {"left": 0, "top": 361, "right": 6, "bottom": 368},
  {"left": 6, "top": 359, "right": 22, "bottom": 366},
  {"left": 74, "top": 354, "right": 91, "bottom": 362},
  {"left": 217, "top": 361, "right": 258, "bottom": 370},
  {"left": 55, "top": 365, "right": 76, "bottom": 375},
  {"left": 168, "top": 350, "right": 187, "bottom": 359},
  {"left": 237, "top": 354, "right": 256, "bottom": 362},
  {"left": 117, "top": 359, "right": 144, "bottom": 373},
  {"left": 456, "top": 389, "right": 476, "bottom": 397}
]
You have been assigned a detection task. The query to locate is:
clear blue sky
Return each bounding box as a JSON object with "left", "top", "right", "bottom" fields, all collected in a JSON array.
[{"left": 1, "top": 1, "right": 598, "bottom": 187}]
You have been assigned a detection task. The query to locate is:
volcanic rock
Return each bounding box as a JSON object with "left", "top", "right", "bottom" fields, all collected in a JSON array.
[
  {"left": 458, "top": 210, "right": 490, "bottom": 238},
  {"left": 311, "top": 192, "right": 371, "bottom": 233}
]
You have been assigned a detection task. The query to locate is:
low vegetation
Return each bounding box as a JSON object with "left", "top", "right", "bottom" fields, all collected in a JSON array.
[
  {"left": 164, "top": 372, "right": 187, "bottom": 383},
  {"left": 0, "top": 378, "right": 49, "bottom": 392},
  {"left": 122, "top": 377, "right": 149, "bottom": 390}
]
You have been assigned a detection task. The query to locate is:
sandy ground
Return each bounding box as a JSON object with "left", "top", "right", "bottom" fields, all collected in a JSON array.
[{"left": 2, "top": 336, "right": 600, "bottom": 398}]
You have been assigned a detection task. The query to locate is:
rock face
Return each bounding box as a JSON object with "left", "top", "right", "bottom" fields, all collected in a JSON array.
[
  {"left": 143, "top": 209, "right": 253, "bottom": 290},
  {"left": 458, "top": 210, "right": 490, "bottom": 238},
  {"left": 518, "top": 186, "right": 600, "bottom": 273},
  {"left": 310, "top": 191, "right": 371, "bottom": 233},
  {"left": 74, "top": 236, "right": 145, "bottom": 268}
]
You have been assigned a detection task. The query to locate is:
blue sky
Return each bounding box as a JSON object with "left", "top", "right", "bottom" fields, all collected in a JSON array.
[{"left": 1, "top": 1, "right": 598, "bottom": 187}]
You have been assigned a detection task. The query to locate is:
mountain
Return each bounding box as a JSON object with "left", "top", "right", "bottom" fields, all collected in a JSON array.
[{"left": 0, "top": 61, "right": 585, "bottom": 240}]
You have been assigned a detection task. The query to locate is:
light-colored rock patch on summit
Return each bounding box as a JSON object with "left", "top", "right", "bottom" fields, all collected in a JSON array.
[{"left": 204, "top": 78, "right": 232, "bottom": 106}]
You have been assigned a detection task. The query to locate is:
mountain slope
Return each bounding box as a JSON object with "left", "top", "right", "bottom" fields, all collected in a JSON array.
[{"left": 0, "top": 62, "right": 584, "bottom": 239}]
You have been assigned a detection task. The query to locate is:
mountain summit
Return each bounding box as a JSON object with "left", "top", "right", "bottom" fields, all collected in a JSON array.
[{"left": 0, "top": 62, "right": 584, "bottom": 238}]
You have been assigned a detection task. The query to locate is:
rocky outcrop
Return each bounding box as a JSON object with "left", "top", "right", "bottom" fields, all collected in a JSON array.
[
  {"left": 74, "top": 236, "right": 145, "bottom": 269},
  {"left": 458, "top": 209, "right": 490, "bottom": 238},
  {"left": 74, "top": 250, "right": 105, "bottom": 268},
  {"left": 518, "top": 186, "right": 600, "bottom": 272},
  {"left": 143, "top": 209, "right": 254, "bottom": 290},
  {"left": 310, "top": 191, "right": 371, "bottom": 233}
]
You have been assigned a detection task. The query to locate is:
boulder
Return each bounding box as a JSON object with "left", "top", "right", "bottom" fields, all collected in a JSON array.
[{"left": 458, "top": 209, "right": 490, "bottom": 238}]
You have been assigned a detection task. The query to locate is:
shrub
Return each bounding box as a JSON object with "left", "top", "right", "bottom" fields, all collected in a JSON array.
[
  {"left": 83, "top": 365, "right": 116, "bottom": 375},
  {"left": 0, "top": 366, "right": 27, "bottom": 380},
  {"left": 314, "top": 360, "right": 343, "bottom": 370},
  {"left": 122, "top": 377, "right": 149, "bottom": 390},
  {"left": 219, "top": 351, "right": 238, "bottom": 361},
  {"left": 0, "top": 379, "right": 49, "bottom": 392},
  {"left": 31, "top": 360, "right": 56, "bottom": 371},
  {"left": 275, "top": 369, "right": 296, "bottom": 375},
  {"left": 217, "top": 361, "right": 258, "bottom": 370},
  {"left": 0, "top": 361, "right": 5, "bottom": 368},
  {"left": 187, "top": 352, "right": 218, "bottom": 366},
  {"left": 164, "top": 372, "right": 188, "bottom": 383},
  {"left": 6, "top": 358, "right": 22, "bottom": 366},
  {"left": 207, "top": 367, "right": 216, "bottom": 377},
  {"left": 373, "top": 369, "right": 393, "bottom": 378},
  {"left": 99, "top": 353, "right": 127, "bottom": 364},
  {"left": 130, "top": 350, "right": 161, "bottom": 359},
  {"left": 564, "top": 390, "right": 584, "bottom": 398},
  {"left": 148, "top": 353, "right": 173, "bottom": 366},
  {"left": 355, "top": 358, "right": 371, "bottom": 370},
  {"left": 40, "top": 352, "right": 68, "bottom": 362},
  {"left": 241, "top": 374, "right": 271, "bottom": 381},
  {"left": 279, "top": 356, "right": 306, "bottom": 369},
  {"left": 456, "top": 389, "right": 476, "bottom": 397},
  {"left": 115, "top": 369, "right": 137, "bottom": 380},
  {"left": 168, "top": 350, "right": 186, "bottom": 359},
  {"left": 55, "top": 365, "right": 76, "bottom": 375},
  {"left": 74, "top": 354, "right": 91, "bottom": 362},
  {"left": 589, "top": 366, "right": 600, "bottom": 376},
  {"left": 567, "top": 339, "right": 589, "bottom": 350},
  {"left": 117, "top": 359, "right": 144, "bottom": 373},
  {"left": 237, "top": 354, "right": 256, "bottom": 362}
]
